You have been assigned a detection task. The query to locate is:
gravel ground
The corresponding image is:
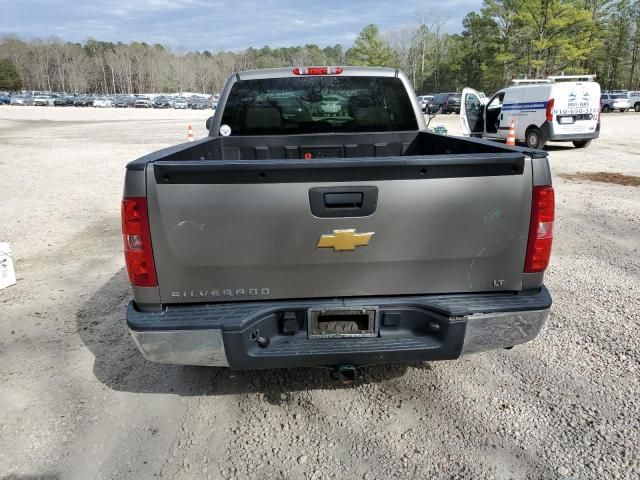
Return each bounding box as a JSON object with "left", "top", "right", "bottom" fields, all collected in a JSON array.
[{"left": 0, "top": 106, "right": 638, "bottom": 480}]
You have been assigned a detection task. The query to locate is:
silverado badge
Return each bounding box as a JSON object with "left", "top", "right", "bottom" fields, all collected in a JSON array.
[{"left": 316, "top": 229, "right": 374, "bottom": 252}]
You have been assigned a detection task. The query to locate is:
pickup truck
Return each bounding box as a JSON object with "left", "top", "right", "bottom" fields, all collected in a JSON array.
[{"left": 122, "top": 66, "right": 553, "bottom": 377}]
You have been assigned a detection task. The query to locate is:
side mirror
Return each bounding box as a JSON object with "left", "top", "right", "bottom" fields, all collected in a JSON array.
[{"left": 205, "top": 116, "right": 214, "bottom": 131}]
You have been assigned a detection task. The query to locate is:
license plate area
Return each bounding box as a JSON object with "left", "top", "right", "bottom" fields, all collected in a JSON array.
[
  {"left": 558, "top": 116, "right": 575, "bottom": 124},
  {"left": 308, "top": 307, "right": 378, "bottom": 339}
]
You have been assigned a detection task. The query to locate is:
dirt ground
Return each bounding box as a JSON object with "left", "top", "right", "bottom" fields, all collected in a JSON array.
[{"left": 1, "top": 107, "right": 639, "bottom": 480}]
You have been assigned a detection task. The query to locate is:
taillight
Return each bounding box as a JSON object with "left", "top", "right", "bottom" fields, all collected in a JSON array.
[
  {"left": 292, "top": 66, "right": 343, "bottom": 75},
  {"left": 546, "top": 98, "right": 555, "bottom": 122},
  {"left": 524, "top": 186, "right": 555, "bottom": 273},
  {"left": 121, "top": 197, "right": 157, "bottom": 287}
]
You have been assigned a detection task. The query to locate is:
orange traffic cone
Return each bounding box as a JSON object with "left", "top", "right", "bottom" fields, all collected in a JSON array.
[
  {"left": 187, "top": 125, "right": 194, "bottom": 142},
  {"left": 506, "top": 119, "right": 516, "bottom": 146}
]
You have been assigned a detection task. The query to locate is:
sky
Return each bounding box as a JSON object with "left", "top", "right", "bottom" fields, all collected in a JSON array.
[{"left": 0, "top": 0, "right": 482, "bottom": 51}]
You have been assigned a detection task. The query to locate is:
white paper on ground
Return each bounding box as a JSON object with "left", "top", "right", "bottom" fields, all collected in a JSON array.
[{"left": 0, "top": 242, "right": 17, "bottom": 290}]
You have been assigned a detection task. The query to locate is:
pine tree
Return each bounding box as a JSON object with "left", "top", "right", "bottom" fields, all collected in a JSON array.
[
  {"left": 345, "top": 25, "right": 396, "bottom": 66},
  {"left": 0, "top": 58, "right": 22, "bottom": 90}
]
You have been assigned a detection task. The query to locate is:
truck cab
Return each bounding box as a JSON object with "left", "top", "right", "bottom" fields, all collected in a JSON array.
[{"left": 461, "top": 75, "right": 601, "bottom": 149}]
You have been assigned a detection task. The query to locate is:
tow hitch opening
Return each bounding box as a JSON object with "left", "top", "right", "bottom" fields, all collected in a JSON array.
[
  {"left": 308, "top": 307, "right": 378, "bottom": 338},
  {"left": 330, "top": 365, "right": 360, "bottom": 385}
]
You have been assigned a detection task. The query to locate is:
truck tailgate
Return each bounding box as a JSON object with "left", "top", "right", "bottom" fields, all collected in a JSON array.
[{"left": 146, "top": 154, "right": 532, "bottom": 304}]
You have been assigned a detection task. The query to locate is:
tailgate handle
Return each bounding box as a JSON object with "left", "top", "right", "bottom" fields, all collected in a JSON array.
[
  {"left": 309, "top": 186, "right": 378, "bottom": 218},
  {"left": 324, "top": 192, "right": 363, "bottom": 209}
]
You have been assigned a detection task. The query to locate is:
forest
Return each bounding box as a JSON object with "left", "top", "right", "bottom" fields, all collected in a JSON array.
[{"left": 1, "top": 0, "right": 639, "bottom": 95}]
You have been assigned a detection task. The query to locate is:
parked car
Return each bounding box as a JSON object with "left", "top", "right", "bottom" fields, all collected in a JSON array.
[
  {"left": 153, "top": 96, "right": 171, "bottom": 108},
  {"left": 93, "top": 96, "right": 112, "bottom": 107},
  {"left": 53, "top": 95, "right": 75, "bottom": 106},
  {"left": 628, "top": 91, "right": 640, "bottom": 112},
  {"left": 113, "top": 96, "right": 127, "bottom": 107},
  {"left": 74, "top": 95, "right": 94, "bottom": 107},
  {"left": 23, "top": 94, "right": 34, "bottom": 106},
  {"left": 317, "top": 95, "right": 345, "bottom": 116},
  {"left": 10, "top": 95, "right": 25, "bottom": 105},
  {"left": 417, "top": 95, "right": 433, "bottom": 113},
  {"left": 134, "top": 96, "right": 152, "bottom": 108},
  {"left": 601, "top": 93, "right": 631, "bottom": 112},
  {"left": 123, "top": 66, "right": 553, "bottom": 374},
  {"left": 427, "top": 93, "right": 462, "bottom": 114},
  {"left": 33, "top": 95, "right": 48, "bottom": 106},
  {"left": 189, "top": 97, "right": 208, "bottom": 109},
  {"left": 0, "top": 94, "right": 10, "bottom": 105},
  {"left": 173, "top": 97, "right": 188, "bottom": 109}
]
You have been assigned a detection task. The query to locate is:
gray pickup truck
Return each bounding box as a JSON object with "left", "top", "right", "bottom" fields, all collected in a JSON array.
[{"left": 122, "top": 66, "right": 553, "bottom": 377}]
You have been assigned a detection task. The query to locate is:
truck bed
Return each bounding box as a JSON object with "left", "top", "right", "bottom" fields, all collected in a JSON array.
[
  {"left": 126, "top": 131, "right": 547, "bottom": 306},
  {"left": 127, "top": 130, "right": 535, "bottom": 166}
]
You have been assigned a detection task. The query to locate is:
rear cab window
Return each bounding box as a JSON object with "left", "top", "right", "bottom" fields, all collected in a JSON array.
[{"left": 220, "top": 76, "right": 418, "bottom": 135}]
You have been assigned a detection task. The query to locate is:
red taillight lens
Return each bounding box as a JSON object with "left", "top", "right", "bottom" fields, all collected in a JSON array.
[
  {"left": 546, "top": 98, "right": 555, "bottom": 122},
  {"left": 121, "top": 197, "right": 157, "bottom": 287},
  {"left": 292, "top": 66, "right": 343, "bottom": 75},
  {"left": 524, "top": 186, "right": 555, "bottom": 273}
]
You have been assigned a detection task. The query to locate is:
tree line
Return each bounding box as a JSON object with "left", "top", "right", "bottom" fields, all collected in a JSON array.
[{"left": 1, "top": 0, "right": 639, "bottom": 95}]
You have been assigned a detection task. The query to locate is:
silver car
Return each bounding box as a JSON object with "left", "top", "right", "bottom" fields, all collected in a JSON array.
[
  {"left": 33, "top": 95, "right": 52, "bottom": 106},
  {"left": 628, "top": 91, "right": 640, "bottom": 112},
  {"left": 173, "top": 98, "right": 189, "bottom": 109},
  {"left": 10, "top": 95, "right": 26, "bottom": 105},
  {"left": 601, "top": 93, "right": 631, "bottom": 112}
]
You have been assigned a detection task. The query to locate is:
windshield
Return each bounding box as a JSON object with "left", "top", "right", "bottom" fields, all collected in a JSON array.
[
  {"left": 611, "top": 94, "right": 627, "bottom": 99},
  {"left": 220, "top": 76, "right": 418, "bottom": 135}
]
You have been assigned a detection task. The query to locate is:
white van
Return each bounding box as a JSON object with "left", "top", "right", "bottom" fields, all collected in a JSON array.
[{"left": 461, "top": 75, "right": 601, "bottom": 149}]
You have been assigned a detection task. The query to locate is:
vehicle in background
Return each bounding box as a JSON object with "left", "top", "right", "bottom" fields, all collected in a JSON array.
[
  {"left": 461, "top": 74, "right": 601, "bottom": 149},
  {"left": 114, "top": 96, "right": 130, "bottom": 108},
  {"left": 10, "top": 95, "right": 26, "bottom": 105},
  {"left": 53, "top": 95, "right": 75, "bottom": 106},
  {"left": 173, "top": 97, "right": 188, "bottom": 109},
  {"left": 23, "top": 94, "right": 34, "bottom": 106},
  {"left": 123, "top": 66, "right": 553, "bottom": 373},
  {"left": 317, "top": 95, "right": 345, "bottom": 116},
  {"left": 0, "top": 94, "right": 10, "bottom": 105},
  {"left": 93, "top": 96, "right": 112, "bottom": 108},
  {"left": 427, "top": 93, "right": 461, "bottom": 114},
  {"left": 417, "top": 95, "right": 433, "bottom": 113},
  {"left": 211, "top": 99, "right": 219, "bottom": 110},
  {"left": 134, "top": 96, "right": 153, "bottom": 108},
  {"left": 601, "top": 93, "right": 631, "bottom": 112},
  {"left": 33, "top": 94, "right": 51, "bottom": 106},
  {"left": 74, "top": 95, "right": 94, "bottom": 107},
  {"left": 153, "top": 96, "right": 172, "bottom": 108},
  {"left": 625, "top": 91, "right": 640, "bottom": 112},
  {"left": 189, "top": 97, "right": 208, "bottom": 109}
]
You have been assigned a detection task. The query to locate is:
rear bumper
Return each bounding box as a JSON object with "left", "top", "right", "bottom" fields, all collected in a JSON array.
[
  {"left": 127, "top": 287, "right": 551, "bottom": 369},
  {"left": 542, "top": 120, "right": 600, "bottom": 142}
]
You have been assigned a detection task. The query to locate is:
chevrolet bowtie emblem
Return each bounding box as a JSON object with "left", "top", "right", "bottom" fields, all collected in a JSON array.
[{"left": 316, "top": 229, "right": 374, "bottom": 252}]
